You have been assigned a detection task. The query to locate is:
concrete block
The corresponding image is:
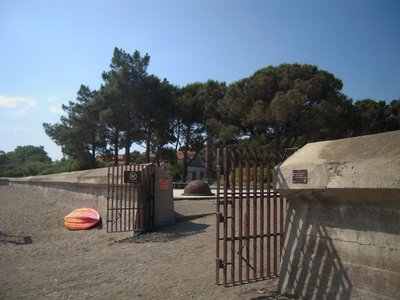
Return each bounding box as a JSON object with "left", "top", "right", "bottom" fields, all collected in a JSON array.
[{"left": 275, "top": 131, "right": 400, "bottom": 299}]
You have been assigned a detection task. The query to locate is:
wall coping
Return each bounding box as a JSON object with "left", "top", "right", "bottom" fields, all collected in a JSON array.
[
  {"left": 5, "top": 167, "right": 109, "bottom": 187},
  {"left": 274, "top": 130, "right": 400, "bottom": 191}
]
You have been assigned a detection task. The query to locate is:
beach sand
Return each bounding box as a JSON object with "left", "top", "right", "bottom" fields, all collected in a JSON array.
[{"left": 0, "top": 185, "right": 284, "bottom": 299}]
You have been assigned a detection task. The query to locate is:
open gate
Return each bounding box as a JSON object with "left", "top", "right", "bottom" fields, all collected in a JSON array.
[
  {"left": 216, "top": 148, "right": 289, "bottom": 286},
  {"left": 107, "top": 163, "right": 155, "bottom": 233}
]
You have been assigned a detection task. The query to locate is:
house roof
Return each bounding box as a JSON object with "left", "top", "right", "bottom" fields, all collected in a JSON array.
[
  {"left": 177, "top": 151, "right": 198, "bottom": 160},
  {"left": 189, "top": 155, "right": 205, "bottom": 168},
  {"left": 177, "top": 151, "right": 205, "bottom": 168}
]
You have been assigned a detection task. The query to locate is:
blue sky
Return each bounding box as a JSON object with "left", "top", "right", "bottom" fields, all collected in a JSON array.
[{"left": 1, "top": 0, "right": 399, "bottom": 160}]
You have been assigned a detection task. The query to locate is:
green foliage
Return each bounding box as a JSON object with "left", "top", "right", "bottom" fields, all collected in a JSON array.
[
  {"left": 43, "top": 85, "right": 106, "bottom": 169},
  {"left": 387, "top": 99, "right": 400, "bottom": 130},
  {"left": 8, "top": 145, "right": 51, "bottom": 165},
  {"left": 40, "top": 159, "right": 83, "bottom": 175},
  {"left": 0, "top": 151, "right": 10, "bottom": 165},
  {"left": 38, "top": 47, "right": 398, "bottom": 177},
  {"left": 0, "top": 146, "right": 52, "bottom": 177},
  {"left": 0, "top": 145, "right": 92, "bottom": 177},
  {"left": 164, "top": 160, "right": 183, "bottom": 182},
  {"left": 100, "top": 48, "right": 151, "bottom": 164},
  {"left": 353, "top": 99, "right": 390, "bottom": 135}
]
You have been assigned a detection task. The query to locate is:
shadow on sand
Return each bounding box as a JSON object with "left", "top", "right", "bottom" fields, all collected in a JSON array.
[
  {"left": 116, "top": 221, "right": 209, "bottom": 244},
  {"left": 0, "top": 232, "right": 33, "bottom": 245}
]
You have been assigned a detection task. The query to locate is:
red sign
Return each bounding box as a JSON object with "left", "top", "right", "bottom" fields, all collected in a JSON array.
[{"left": 159, "top": 178, "right": 170, "bottom": 191}]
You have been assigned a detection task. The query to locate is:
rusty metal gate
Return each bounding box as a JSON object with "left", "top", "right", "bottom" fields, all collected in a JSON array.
[
  {"left": 107, "top": 163, "right": 155, "bottom": 233},
  {"left": 216, "top": 148, "right": 289, "bottom": 286}
]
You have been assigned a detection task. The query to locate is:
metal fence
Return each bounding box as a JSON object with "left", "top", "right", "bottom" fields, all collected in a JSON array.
[
  {"left": 107, "top": 163, "right": 155, "bottom": 233},
  {"left": 216, "top": 148, "right": 289, "bottom": 286}
]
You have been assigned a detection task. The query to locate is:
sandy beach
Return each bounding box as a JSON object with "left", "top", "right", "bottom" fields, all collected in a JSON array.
[{"left": 0, "top": 185, "right": 284, "bottom": 299}]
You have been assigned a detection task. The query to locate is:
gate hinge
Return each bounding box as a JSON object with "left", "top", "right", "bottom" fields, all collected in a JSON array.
[
  {"left": 216, "top": 258, "right": 224, "bottom": 269},
  {"left": 217, "top": 212, "right": 224, "bottom": 223}
]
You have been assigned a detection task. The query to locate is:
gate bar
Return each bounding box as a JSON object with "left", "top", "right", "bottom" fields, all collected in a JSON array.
[
  {"left": 215, "top": 149, "right": 221, "bottom": 285},
  {"left": 223, "top": 147, "right": 228, "bottom": 285},
  {"left": 238, "top": 150, "right": 243, "bottom": 283},
  {"left": 253, "top": 156, "right": 257, "bottom": 280},
  {"left": 230, "top": 150, "right": 236, "bottom": 285},
  {"left": 260, "top": 160, "right": 265, "bottom": 279},
  {"left": 245, "top": 155, "right": 250, "bottom": 281}
]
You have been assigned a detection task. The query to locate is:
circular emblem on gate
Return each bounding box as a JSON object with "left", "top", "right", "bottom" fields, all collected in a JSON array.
[
  {"left": 124, "top": 170, "right": 142, "bottom": 184},
  {"left": 129, "top": 172, "right": 138, "bottom": 181}
]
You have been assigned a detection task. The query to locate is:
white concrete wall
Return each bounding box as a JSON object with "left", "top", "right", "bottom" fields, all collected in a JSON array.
[
  {"left": 279, "top": 190, "right": 400, "bottom": 299},
  {"left": 275, "top": 131, "right": 400, "bottom": 299}
]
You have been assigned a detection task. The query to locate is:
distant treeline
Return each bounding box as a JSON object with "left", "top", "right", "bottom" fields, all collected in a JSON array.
[
  {"left": 40, "top": 48, "right": 399, "bottom": 178},
  {"left": 0, "top": 145, "right": 84, "bottom": 177}
]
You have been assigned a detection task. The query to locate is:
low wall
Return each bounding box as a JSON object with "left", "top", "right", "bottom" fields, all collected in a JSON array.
[
  {"left": 275, "top": 131, "right": 400, "bottom": 299},
  {"left": 7, "top": 166, "right": 175, "bottom": 228},
  {"left": 8, "top": 168, "right": 110, "bottom": 217}
]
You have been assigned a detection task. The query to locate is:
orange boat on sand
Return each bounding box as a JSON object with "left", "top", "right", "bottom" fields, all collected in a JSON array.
[{"left": 64, "top": 208, "right": 100, "bottom": 230}]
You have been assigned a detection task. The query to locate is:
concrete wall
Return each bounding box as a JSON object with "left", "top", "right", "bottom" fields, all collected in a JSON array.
[
  {"left": 8, "top": 168, "right": 110, "bottom": 216},
  {"left": 187, "top": 166, "right": 206, "bottom": 181},
  {"left": 275, "top": 131, "right": 400, "bottom": 299},
  {"left": 8, "top": 165, "right": 175, "bottom": 228}
]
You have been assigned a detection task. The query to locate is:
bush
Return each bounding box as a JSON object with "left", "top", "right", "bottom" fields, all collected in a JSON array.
[
  {"left": 164, "top": 162, "right": 183, "bottom": 182},
  {"left": 40, "top": 159, "right": 83, "bottom": 175},
  {"left": 0, "top": 164, "right": 24, "bottom": 177},
  {"left": 22, "top": 161, "right": 51, "bottom": 176}
]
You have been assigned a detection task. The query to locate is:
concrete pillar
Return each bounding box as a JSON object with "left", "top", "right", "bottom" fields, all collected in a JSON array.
[
  {"left": 154, "top": 167, "right": 174, "bottom": 226},
  {"left": 274, "top": 131, "right": 400, "bottom": 299}
]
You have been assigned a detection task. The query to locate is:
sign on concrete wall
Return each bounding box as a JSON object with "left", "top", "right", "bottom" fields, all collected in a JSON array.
[{"left": 292, "top": 169, "right": 308, "bottom": 184}]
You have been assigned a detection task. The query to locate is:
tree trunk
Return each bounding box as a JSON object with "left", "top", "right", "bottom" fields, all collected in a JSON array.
[
  {"left": 182, "top": 128, "right": 190, "bottom": 182},
  {"left": 124, "top": 131, "right": 131, "bottom": 165},
  {"left": 124, "top": 143, "right": 131, "bottom": 165},
  {"left": 90, "top": 128, "right": 96, "bottom": 169},
  {"left": 145, "top": 131, "right": 151, "bottom": 163},
  {"left": 274, "top": 125, "right": 281, "bottom": 152},
  {"left": 156, "top": 144, "right": 161, "bottom": 166},
  {"left": 205, "top": 135, "right": 212, "bottom": 179},
  {"left": 113, "top": 129, "right": 119, "bottom": 165},
  {"left": 182, "top": 148, "right": 188, "bottom": 182}
]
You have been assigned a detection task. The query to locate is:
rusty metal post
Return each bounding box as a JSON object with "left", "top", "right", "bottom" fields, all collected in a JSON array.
[
  {"left": 280, "top": 194, "right": 284, "bottom": 263},
  {"left": 216, "top": 149, "right": 221, "bottom": 285},
  {"left": 223, "top": 148, "right": 228, "bottom": 286},
  {"left": 260, "top": 159, "right": 265, "bottom": 279},
  {"left": 245, "top": 153, "right": 251, "bottom": 281},
  {"left": 107, "top": 163, "right": 114, "bottom": 233},
  {"left": 252, "top": 153, "right": 257, "bottom": 280},
  {"left": 230, "top": 149, "right": 236, "bottom": 284},
  {"left": 267, "top": 160, "right": 271, "bottom": 277},
  {"left": 238, "top": 150, "right": 243, "bottom": 284},
  {"left": 273, "top": 191, "right": 278, "bottom": 277}
]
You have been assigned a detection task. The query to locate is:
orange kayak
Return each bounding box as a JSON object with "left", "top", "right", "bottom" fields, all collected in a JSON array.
[{"left": 64, "top": 208, "right": 100, "bottom": 230}]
